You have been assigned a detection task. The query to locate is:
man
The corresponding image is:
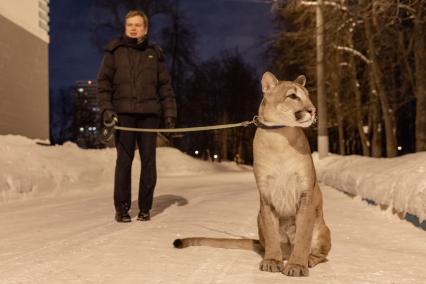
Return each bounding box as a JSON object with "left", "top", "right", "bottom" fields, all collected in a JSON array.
[{"left": 96, "top": 10, "right": 177, "bottom": 223}]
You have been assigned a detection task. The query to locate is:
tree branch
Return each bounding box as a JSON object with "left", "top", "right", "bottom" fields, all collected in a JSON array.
[
  {"left": 334, "top": 45, "right": 371, "bottom": 64},
  {"left": 397, "top": 4, "right": 416, "bottom": 14},
  {"left": 300, "top": 0, "right": 348, "bottom": 12}
]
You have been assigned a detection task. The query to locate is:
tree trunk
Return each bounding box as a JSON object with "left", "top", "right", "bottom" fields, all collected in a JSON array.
[
  {"left": 370, "top": 101, "right": 382, "bottom": 157},
  {"left": 347, "top": 33, "right": 370, "bottom": 156},
  {"left": 336, "top": 100, "right": 345, "bottom": 155},
  {"left": 363, "top": 0, "right": 397, "bottom": 157},
  {"left": 353, "top": 78, "right": 370, "bottom": 156},
  {"left": 414, "top": 2, "right": 426, "bottom": 151},
  {"left": 237, "top": 129, "right": 244, "bottom": 163},
  {"left": 220, "top": 112, "right": 229, "bottom": 160},
  {"left": 335, "top": 1, "right": 369, "bottom": 156},
  {"left": 336, "top": 43, "right": 346, "bottom": 155}
]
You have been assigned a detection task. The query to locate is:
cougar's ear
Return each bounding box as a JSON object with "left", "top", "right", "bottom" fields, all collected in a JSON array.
[
  {"left": 294, "top": 75, "right": 306, "bottom": 86},
  {"left": 261, "top": 72, "right": 279, "bottom": 93}
]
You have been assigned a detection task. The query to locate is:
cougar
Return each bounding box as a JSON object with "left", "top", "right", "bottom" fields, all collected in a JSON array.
[{"left": 173, "top": 72, "right": 331, "bottom": 277}]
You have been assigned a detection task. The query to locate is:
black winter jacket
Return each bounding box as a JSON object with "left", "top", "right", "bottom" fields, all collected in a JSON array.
[{"left": 96, "top": 36, "right": 177, "bottom": 118}]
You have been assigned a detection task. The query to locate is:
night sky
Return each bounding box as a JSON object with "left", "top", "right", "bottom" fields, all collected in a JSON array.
[{"left": 49, "top": 0, "right": 274, "bottom": 91}]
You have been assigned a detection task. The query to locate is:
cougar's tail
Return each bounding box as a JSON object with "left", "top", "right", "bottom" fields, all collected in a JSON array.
[{"left": 173, "top": 237, "right": 262, "bottom": 252}]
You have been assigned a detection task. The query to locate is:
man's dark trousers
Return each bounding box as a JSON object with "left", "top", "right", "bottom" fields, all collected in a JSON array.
[{"left": 114, "top": 113, "right": 160, "bottom": 214}]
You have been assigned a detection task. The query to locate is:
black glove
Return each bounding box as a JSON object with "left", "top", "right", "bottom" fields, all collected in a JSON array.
[
  {"left": 164, "top": 117, "right": 176, "bottom": 129},
  {"left": 102, "top": 110, "right": 117, "bottom": 125}
]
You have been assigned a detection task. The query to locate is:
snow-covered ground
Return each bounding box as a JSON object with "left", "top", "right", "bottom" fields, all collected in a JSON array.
[
  {"left": 1, "top": 135, "right": 425, "bottom": 284},
  {"left": 314, "top": 152, "right": 426, "bottom": 223}
]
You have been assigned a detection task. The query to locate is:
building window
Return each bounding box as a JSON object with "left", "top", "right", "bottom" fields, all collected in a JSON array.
[{"left": 38, "top": 0, "right": 49, "bottom": 33}]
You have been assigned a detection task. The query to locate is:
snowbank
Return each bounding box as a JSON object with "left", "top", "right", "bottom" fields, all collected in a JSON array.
[
  {"left": 0, "top": 135, "right": 247, "bottom": 203},
  {"left": 2, "top": 134, "right": 425, "bottom": 224},
  {"left": 0, "top": 135, "right": 113, "bottom": 202},
  {"left": 314, "top": 152, "right": 426, "bottom": 222}
]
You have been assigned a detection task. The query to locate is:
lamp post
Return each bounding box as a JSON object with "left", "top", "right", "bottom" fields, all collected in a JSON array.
[
  {"left": 316, "top": 0, "right": 329, "bottom": 159},
  {"left": 273, "top": 0, "right": 329, "bottom": 158}
]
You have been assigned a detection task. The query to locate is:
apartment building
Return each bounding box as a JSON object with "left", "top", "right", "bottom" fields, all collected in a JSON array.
[{"left": 0, "top": 0, "right": 49, "bottom": 139}]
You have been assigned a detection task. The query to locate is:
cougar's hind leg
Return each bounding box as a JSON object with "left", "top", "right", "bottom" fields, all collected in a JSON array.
[
  {"left": 308, "top": 223, "right": 331, "bottom": 268},
  {"left": 280, "top": 242, "right": 292, "bottom": 261},
  {"left": 279, "top": 216, "right": 295, "bottom": 261}
]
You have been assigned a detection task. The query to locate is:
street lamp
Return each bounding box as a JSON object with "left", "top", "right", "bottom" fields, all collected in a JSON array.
[
  {"left": 299, "top": 0, "right": 329, "bottom": 158},
  {"left": 315, "top": 0, "right": 329, "bottom": 159}
]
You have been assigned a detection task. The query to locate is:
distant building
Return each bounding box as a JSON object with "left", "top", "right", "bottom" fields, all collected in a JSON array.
[
  {"left": 0, "top": 0, "right": 50, "bottom": 139},
  {"left": 73, "top": 80, "right": 104, "bottom": 149}
]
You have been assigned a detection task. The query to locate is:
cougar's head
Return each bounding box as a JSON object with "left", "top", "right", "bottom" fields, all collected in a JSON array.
[{"left": 259, "top": 71, "right": 316, "bottom": 128}]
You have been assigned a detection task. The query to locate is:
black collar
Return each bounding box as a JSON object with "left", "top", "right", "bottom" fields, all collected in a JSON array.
[{"left": 253, "top": 116, "right": 287, "bottom": 129}]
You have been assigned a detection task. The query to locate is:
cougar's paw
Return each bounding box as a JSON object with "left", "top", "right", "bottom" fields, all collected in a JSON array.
[
  {"left": 308, "top": 254, "right": 326, "bottom": 268},
  {"left": 282, "top": 263, "right": 309, "bottom": 277},
  {"left": 259, "top": 259, "right": 284, "bottom": 272}
]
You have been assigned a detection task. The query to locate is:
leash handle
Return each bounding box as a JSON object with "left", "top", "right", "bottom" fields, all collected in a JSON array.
[{"left": 103, "top": 116, "right": 118, "bottom": 128}]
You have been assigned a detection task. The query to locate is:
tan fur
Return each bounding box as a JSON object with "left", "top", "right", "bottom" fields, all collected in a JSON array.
[{"left": 173, "top": 72, "right": 331, "bottom": 277}]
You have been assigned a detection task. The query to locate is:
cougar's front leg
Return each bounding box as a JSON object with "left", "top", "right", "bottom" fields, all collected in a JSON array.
[
  {"left": 283, "top": 191, "right": 315, "bottom": 277},
  {"left": 258, "top": 196, "right": 283, "bottom": 273}
]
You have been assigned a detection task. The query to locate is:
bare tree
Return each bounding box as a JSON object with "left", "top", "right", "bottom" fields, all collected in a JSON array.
[
  {"left": 180, "top": 51, "right": 260, "bottom": 163},
  {"left": 414, "top": 1, "right": 426, "bottom": 151},
  {"left": 268, "top": 0, "right": 423, "bottom": 157},
  {"left": 362, "top": 0, "right": 398, "bottom": 157},
  {"left": 159, "top": 4, "right": 198, "bottom": 99}
]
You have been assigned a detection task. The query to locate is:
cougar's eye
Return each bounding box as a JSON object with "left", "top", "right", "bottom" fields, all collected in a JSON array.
[{"left": 287, "top": 93, "right": 299, "bottom": 100}]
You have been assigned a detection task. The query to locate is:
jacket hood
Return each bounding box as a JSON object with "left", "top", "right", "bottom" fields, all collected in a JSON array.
[{"left": 104, "top": 35, "right": 150, "bottom": 52}]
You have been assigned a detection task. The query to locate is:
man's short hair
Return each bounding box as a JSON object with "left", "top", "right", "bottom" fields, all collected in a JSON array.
[{"left": 125, "top": 10, "right": 149, "bottom": 27}]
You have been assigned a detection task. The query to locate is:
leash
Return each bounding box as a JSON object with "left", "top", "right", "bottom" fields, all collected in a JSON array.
[
  {"left": 101, "top": 116, "right": 286, "bottom": 142},
  {"left": 115, "top": 120, "right": 254, "bottom": 133}
]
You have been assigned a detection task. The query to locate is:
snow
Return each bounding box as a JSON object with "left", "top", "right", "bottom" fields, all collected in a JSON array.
[
  {"left": 314, "top": 152, "right": 426, "bottom": 223},
  {"left": 1, "top": 135, "right": 426, "bottom": 284},
  {"left": 0, "top": 135, "right": 243, "bottom": 203}
]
